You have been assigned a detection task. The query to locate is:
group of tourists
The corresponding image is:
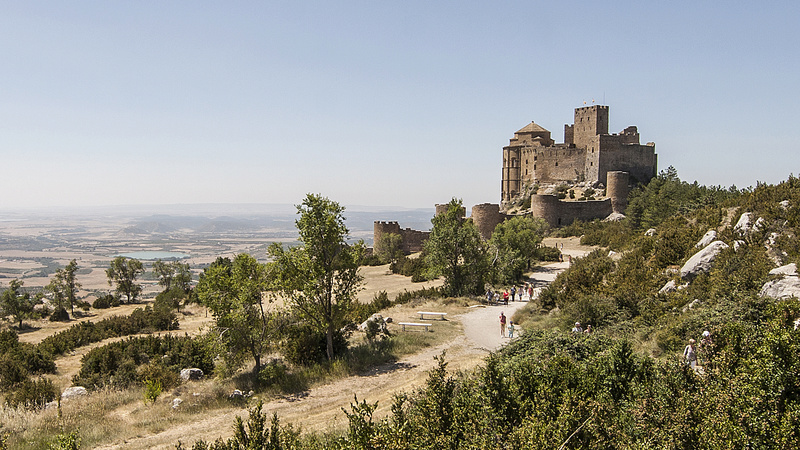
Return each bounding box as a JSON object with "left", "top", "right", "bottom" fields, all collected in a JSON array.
[
  {"left": 486, "top": 284, "right": 535, "bottom": 305},
  {"left": 571, "top": 321, "right": 593, "bottom": 334},
  {"left": 499, "top": 311, "right": 515, "bottom": 338},
  {"left": 683, "top": 330, "right": 713, "bottom": 370}
]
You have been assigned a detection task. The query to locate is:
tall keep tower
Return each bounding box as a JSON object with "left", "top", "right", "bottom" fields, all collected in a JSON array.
[{"left": 571, "top": 105, "right": 609, "bottom": 149}]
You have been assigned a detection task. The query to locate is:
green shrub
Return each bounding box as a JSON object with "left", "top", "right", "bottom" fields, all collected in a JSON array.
[
  {"left": 143, "top": 378, "right": 163, "bottom": 404},
  {"left": 92, "top": 294, "right": 119, "bottom": 309},
  {"left": 280, "top": 323, "right": 348, "bottom": 366},
  {"left": 258, "top": 360, "right": 288, "bottom": 386},
  {"left": 49, "top": 307, "right": 70, "bottom": 322},
  {"left": 5, "top": 377, "right": 57, "bottom": 409}
]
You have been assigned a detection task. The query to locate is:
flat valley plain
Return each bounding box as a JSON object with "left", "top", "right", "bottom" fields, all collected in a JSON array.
[{"left": 0, "top": 203, "right": 436, "bottom": 299}]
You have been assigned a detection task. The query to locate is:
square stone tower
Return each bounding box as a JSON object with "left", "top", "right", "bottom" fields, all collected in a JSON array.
[{"left": 572, "top": 105, "right": 609, "bottom": 149}]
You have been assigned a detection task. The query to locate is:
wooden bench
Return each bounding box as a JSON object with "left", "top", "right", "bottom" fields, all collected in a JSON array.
[
  {"left": 417, "top": 311, "right": 447, "bottom": 320},
  {"left": 398, "top": 322, "right": 432, "bottom": 332}
]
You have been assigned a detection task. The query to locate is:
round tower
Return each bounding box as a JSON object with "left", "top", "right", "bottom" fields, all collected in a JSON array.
[
  {"left": 471, "top": 203, "right": 505, "bottom": 240},
  {"left": 606, "top": 171, "right": 630, "bottom": 213},
  {"left": 530, "top": 194, "right": 560, "bottom": 228},
  {"left": 435, "top": 203, "right": 466, "bottom": 218},
  {"left": 373, "top": 221, "right": 401, "bottom": 253}
]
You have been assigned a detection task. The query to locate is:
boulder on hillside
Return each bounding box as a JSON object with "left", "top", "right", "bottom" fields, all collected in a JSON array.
[
  {"left": 180, "top": 368, "right": 204, "bottom": 381},
  {"left": 734, "top": 212, "right": 764, "bottom": 236},
  {"left": 696, "top": 230, "right": 717, "bottom": 249},
  {"left": 359, "top": 313, "right": 387, "bottom": 332},
  {"left": 759, "top": 276, "right": 800, "bottom": 300},
  {"left": 61, "top": 386, "right": 88, "bottom": 401},
  {"left": 769, "top": 263, "right": 798, "bottom": 276},
  {"left": 659, "top": 280, "right": 677, "bottom": 294},
  {"left": 644, "top": 228, "right": 656, "bottom": 236},
  {"left": 680, "top": 241, "right": 730, "bottom": 280},
  {"left": 780, "top": 200, "right": 790, "bottom": 210},
  {"left": 603, "top": 212, "right": 625, "bottom": 222}
]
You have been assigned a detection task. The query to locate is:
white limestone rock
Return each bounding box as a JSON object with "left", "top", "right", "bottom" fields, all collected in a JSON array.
[
  {"left": 734, "top": 212, "right": 764, "bottom": 236},
  {"left": 696, "top": 230, "right": 717, "bottom": 249},
  {"left": 680, "top": 241, "right": 730, "bottom": 279},
  {"left": 779, "top": 200, "right": 790, "bottom": 210},
  {"left": 759, "top": 276, "right": 800, "bottom": 300},
  {"left": 180, "top": 368, "right": 204, "bottom": 381},
  {"left": 682, "top": 299, "right": 702, "bottom": 313},
  {"left": 358, "top": 313, "right": 387, "bottom": 332},
  {"left": 769, "top": 263, "right": 798, "bottom": 276},
  {"left": 733, "top": 240, "right": 745, "bottom": 251},
  {"left": 644, "top": 228, "right": 656, "bottom": 236},
  {"left": 659, "top": 280, "right": 677, "bottom": 294},
  {"left": 172, "top": 398, "right": 183, "bottom": 409},
  {"left": 603, "top": 212, "right": 626, "bottom": 222},
  {"left": 61, "top": 386, "right": 88, "bottom": 400}
]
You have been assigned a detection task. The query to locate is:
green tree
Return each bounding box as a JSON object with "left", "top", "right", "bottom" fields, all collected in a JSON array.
[
  {"left": 0, "top": 279, "right": 35, "bottom": 328},
  {"left": 106, "top": 257, "right": 144, "bottom": 303},
  {"left": 47, "top": 259, "right": 81, "bottom": 316},
  {"left": 424, "top": 198, "right": 489, "bottom": 296},
  {"left": 489, "top": 215, "right": 548, "bottom": 284},
  {"left": 375, "top": 232, "right": 404, "bottom": 264},
  {"left": 152, "top": 259, "right": 192, "bottom": 293},
  {"left": 269, "top": 194, "right": 365, "bottom": 360},
  {"left": 196, "top": 255, "right": 283, "bottom": 373}
]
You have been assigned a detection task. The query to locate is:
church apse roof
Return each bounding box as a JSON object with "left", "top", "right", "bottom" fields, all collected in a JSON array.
[{"left": 516, "top": 121, "right": 549, "bottom": 134}]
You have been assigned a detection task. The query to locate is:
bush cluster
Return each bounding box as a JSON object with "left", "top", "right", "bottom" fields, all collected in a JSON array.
[
  {"left": 0, "top": 329, "right": 57, "bottom": 409},
  {"left": 390, "top": 255, "right": 430, "bottom": 282},
  {"left": 37, "top": 306, "right": 178, "bottom": 356},
  {"left": 72, "top": 333, "right": 214, "bottom": 390}
]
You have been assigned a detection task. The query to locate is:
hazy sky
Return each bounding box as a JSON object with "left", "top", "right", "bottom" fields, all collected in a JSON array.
[{"left": 2, "top": 1, "right": 798, "bottom": 210}]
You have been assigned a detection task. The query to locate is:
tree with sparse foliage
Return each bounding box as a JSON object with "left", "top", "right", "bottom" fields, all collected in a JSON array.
[
  {"left": 424, "top": 198, "right": 490, "bottom": 297},
  {"left": 269, "top": 194, "right": 365, "bottom": 360},
  {"left": 106, "top": 257, "right": 144, "bottom": 303},
  {"left": 152, "top": 259, "right": 192, "bottom": 293},
  {"left": 0, "top": 279, "right": 35, "bottom": 328},
  {"left": 47, "top": 259, "right": 81, "bottom": 316},
  {"left": 196, "top": 254, "right": 284, "bottom": 373},
  {"left": 375, "top": 232, "right": 404, "bottom": 264},
  {"left": 489, "top": 216, "right": 548, "bottom": 284}
]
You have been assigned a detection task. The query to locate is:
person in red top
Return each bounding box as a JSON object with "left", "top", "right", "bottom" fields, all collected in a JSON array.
[{"left": 502, "top": 290, "right": 509, "bottom": 305}]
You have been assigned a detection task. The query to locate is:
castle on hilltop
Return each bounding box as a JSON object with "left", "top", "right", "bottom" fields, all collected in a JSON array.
[
  {"left": 373, "top": 105, "right": 659, "bottom": 251},
  {"left": 501, "top": 105, "right": 657, "bottom": 203}
]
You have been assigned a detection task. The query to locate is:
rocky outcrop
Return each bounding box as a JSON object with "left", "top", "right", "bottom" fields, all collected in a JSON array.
[
  {"left": 680, "top": 241, "right": 729, "bottom": 279},
  {"left": 62, "top": 386, "right": 88, "bottom": 400},
  {"left": 603, "top": 212, "right": 625, "bottom": 222},
  {"left": 696, "top": 230, "right": 717, "bottom": 248},
  {"left": 734, "top": 212, "right": 765, "bottom": 236},
  {"left": 180, "top": 368, "right": 204, "bottom": 381},
  {"left": 769, "top": 263, "right": 798, "bottom": 276},
  {"left": 644, "top": 228, "right": 656, "bottom": 236},
  {"left": 759, "top": 276, "right": 800, "bottom": 300}
]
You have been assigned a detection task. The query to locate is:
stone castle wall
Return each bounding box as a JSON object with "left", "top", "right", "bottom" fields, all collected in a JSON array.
[
  {"left": 531, "top": 194, "right": 613, "bottom": 228},
  {"left": 373, "top": 221, "right": 430, "bottom": 254}
]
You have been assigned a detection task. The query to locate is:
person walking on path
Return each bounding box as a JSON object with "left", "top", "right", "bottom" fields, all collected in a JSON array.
[
  {"left": 683, "top": 339, "right": 697, "bottom": 370},
  {"left": 508, "top": 320, "right": 515, "bottom": 338},
  {"left": 511, "top": 286, "right": 516, "bottom": 302},
  {"left": 502, "top": 290, "right": 509, "bottom": 305},
  {"left": 499, "top": 312, "right": 507, "bottom": 337}
]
